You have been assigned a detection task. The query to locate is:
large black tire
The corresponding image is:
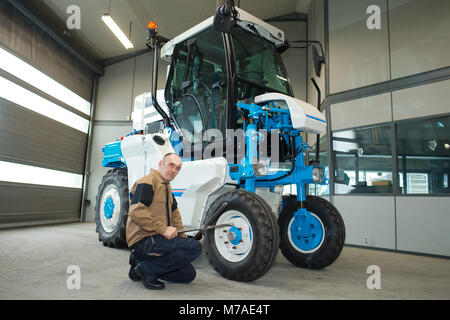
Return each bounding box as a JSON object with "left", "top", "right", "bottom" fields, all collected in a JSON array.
[
  {"left": 245, "top": 191, "right": 280, "bottom": 276},
  {"left": 278, "top": 195, "right": 345, "bottom": 269},
  {"left": 95, "top": 168, "right": 129, "bottom": 248},
  {"left": 204, "top": 190, "right": 279, "bottom": 282}
]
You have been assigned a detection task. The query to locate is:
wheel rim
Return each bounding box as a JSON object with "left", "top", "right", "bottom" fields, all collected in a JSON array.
[
  {"left": 100, "top": 184, "right": 121, "bottom": 233},
  {"left": 288, "top": 212, "right": 325, "bottom": 254},
  {"left": 214, "top": 210, "right": 253, "bottom": 262}
]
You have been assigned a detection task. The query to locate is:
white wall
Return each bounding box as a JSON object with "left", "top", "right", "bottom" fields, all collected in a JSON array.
[
  {"left": 392, "top": 79, "right": 450, "bottom": 121},
  {"left": 396, "top": 197, "right": 450, "bottom": 256},
  {"left": 333, "top": 196, "right": 396, "bottom": 249},
  {"left": 331, "top": 93, "right": 392, "bottom": 131},
  {"left": 389, "top": 0, "right": 450, "bottom": 79},
  {"left": 328, "top": 0, "right": 390, "bottom": 93}
]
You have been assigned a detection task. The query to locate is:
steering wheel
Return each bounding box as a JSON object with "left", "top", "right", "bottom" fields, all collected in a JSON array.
[{"left": 180, "top": 93, "right": 207, "bottom": 132}]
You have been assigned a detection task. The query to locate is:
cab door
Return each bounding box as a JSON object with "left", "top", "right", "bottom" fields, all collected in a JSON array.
[{"left": 165, "top": 28, "right": 229, "bottom": 160}]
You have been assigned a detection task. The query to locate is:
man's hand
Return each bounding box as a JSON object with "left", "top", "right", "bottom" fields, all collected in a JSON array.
[{"left": 162, "top": 226, "right": 178, "bottom": 239}]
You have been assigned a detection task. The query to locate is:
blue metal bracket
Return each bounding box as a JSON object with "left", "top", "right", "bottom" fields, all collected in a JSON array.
[
  {"left": 293, "top": 208, "right": 311, "bottom": 238},
  {"left": 102, "top": 141, "right": 126, "bottom": 168}
]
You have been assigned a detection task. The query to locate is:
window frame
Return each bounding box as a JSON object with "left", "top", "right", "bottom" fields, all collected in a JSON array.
[
  {"left": 331, "top": 123, "right": 396, "bottom": 196},
  {"left": 329, "top": 113, "right": 450, "bottom": 197}
]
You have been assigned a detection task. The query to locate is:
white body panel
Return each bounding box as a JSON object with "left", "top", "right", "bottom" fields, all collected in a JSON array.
[
  {"left": 121, "top": 131, "right": 174, "bottom": 190},
  {"left": 161, "top": 8, "right": 285, "bottom": 61},
  {"left": 255, "top": 93, "right": 326, "bottom": 135},
  {"left": 171, "top": 157, "right": 228, "bottom": 229}
]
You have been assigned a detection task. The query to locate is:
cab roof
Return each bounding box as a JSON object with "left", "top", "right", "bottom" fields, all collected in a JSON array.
[{"left": 160, "top": 8, "right": 285, "bottom": 61}]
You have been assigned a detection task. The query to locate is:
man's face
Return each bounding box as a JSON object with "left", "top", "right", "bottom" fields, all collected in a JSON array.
[{"left": 158, "top": 154, "right": 182, "bottom": 182}]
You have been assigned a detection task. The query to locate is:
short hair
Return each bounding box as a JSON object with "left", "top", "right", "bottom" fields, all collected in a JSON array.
[{"left": 162, "top": 152, "right": 178, "bottom": 162}]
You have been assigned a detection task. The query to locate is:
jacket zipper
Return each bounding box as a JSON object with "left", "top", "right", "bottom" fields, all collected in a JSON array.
[{"left": 165, "top": 183, "right": 171, "bottom": 226}]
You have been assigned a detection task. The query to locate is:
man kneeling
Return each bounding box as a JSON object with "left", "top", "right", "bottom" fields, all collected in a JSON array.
[{"left": 126, "top": 153, "right": 202, "bottom": 289}]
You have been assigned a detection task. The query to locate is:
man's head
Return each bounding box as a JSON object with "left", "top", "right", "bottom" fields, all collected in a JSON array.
[{"left": 158, "top": 153, "right": 182, "bottom": 182}]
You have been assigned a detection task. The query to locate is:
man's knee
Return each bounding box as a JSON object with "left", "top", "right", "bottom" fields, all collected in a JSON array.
[{"left": 160, "top": 264, "right": 197, "bottom": 283}]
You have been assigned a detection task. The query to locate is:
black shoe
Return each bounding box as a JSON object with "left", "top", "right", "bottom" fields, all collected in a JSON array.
[
  {"left": 128, "top": 252, "right": 141, "bottom": 281},
  {"left": 129, "top": 266, "right": 141, "bottom": 281},
  {"left": 134, "top": 264, "right": 165, "bottom": 290}
]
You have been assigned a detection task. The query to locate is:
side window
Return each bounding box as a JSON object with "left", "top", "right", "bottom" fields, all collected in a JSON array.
[
  {"left": 184, "top": 29, "right": 228, "bottom": 137},
  {"left": 165, "top": 29, "right": 227, "bottom": 147},
  {"left": 167, "top": 44, "right": 188, "bottom": 101},
  {"left": 166, "top": 43, "right": 204, "bottom": 144}
]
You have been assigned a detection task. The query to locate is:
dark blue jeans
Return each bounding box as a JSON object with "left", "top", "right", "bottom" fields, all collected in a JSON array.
[{"left": 131, "top": 235, "right": 202, "bottom": 283}]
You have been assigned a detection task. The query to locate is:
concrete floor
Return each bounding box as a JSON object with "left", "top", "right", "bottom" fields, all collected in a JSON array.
[{"left": 0, "top": 222, "right": 449, "bottom": 300}]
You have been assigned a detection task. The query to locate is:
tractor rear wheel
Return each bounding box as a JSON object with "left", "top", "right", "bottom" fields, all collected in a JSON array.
[
  {"left": 95, "top": 168, "right": 129, "bottom": 248},
  {"left": 278, "top": 195, "right": 345, "bottom": 269},
  {"left": 204, "top": 190, "right": 279, "bottom": 282}
]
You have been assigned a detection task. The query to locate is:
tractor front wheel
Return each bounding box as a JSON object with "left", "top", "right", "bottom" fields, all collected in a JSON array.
[{"left": 278, "top": 195, "right": 345, "bottom": 269}]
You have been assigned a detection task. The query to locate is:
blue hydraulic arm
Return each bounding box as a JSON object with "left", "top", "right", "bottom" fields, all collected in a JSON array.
[{"left": 232, "top": 101, "right": 329, "bottom": 240}]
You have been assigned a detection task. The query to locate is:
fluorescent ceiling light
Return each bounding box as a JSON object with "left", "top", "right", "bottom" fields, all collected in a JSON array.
[
  {"left": 0, "top": 161, "right": 83, "bottom": 189},
  {"left": 0, "top": 47, "right": 91, "bottom": 116},
  {"left": 0, "top": 76, "right": 89, "bottom": 133},
  {"left": 102, "top": 14, "right": 134, "bottom": 49}
]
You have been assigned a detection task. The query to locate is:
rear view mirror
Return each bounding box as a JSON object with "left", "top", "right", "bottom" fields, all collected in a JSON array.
[{"left": 312, "top": 45, "right": 325, "bottom": 78}]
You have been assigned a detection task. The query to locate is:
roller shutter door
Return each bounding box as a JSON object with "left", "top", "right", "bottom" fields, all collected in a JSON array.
[{"left": 0, "top": 2, "right": 94, "bottom": 228}]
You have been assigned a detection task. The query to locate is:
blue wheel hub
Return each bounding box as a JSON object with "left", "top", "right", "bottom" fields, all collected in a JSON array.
[
  {"left": 104, "top": 197, "right": 115, "bottom": 219},
  {"left": 228, "top": 226, "right": 243, "bottom": 245},
  {"left": 290, "top": 210, "right": 324, "bottom": 252}
]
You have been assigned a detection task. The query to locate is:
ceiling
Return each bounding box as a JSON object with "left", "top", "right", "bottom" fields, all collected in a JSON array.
[{"left": 18, "top": 0, "right": 312, "bottom": 64}]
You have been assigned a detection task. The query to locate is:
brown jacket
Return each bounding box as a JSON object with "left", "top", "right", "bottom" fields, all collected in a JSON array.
[{"left": 126, "top": 168, "right": 186, "bottom": 248}]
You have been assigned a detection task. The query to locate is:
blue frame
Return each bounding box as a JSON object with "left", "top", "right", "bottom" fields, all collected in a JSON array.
[
  {"left": 230, "top": 102, "right": 329, "bottom": 250},
  {"left": 231, "top": 102, "right": 328, "bottom": 201}
]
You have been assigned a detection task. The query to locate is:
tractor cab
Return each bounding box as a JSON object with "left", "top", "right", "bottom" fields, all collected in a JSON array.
[{"left": 159, "top": 8, "right": 293, "bottom": 160}]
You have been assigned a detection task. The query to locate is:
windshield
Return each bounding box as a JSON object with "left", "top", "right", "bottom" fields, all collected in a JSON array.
[{"left": 231, "top": 25, "right": 293, "bottom": 102}]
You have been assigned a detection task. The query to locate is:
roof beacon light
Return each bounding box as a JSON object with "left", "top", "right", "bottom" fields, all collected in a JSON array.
[
  {"left": 146, "top": 21, "right": 158, "bottom": 48},
  {"left": 148, "top": 21, "right": 157, "bottom": 30}
]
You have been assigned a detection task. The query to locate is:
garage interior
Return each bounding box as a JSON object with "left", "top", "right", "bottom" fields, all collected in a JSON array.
[{"left": 0, "top": 0, "right": 449, "bottom": 300}]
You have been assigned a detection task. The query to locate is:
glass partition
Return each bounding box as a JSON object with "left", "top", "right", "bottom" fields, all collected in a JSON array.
[
  {"left": 397, "top": 115, "right": 450, "bottom": 195},
  {"left": 332, "top": 125, "right": 394, "bottom": 194}
]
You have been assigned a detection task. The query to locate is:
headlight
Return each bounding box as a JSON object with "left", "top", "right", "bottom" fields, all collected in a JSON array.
[
  {"left": 312, "top": 167, "right": 324, "bottom": 183},
  {"left": 253, "top": 158, "right": 270, "bottom": 176}
]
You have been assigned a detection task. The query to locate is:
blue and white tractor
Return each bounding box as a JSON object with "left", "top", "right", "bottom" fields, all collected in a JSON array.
[{"left": 95, "top": 1, "right": 345, "bottom": 282}]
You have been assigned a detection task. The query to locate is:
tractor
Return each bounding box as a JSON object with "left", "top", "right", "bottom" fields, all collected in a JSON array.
[{"left": 95, "top": 0, "right": 345, "bottom": 282}]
